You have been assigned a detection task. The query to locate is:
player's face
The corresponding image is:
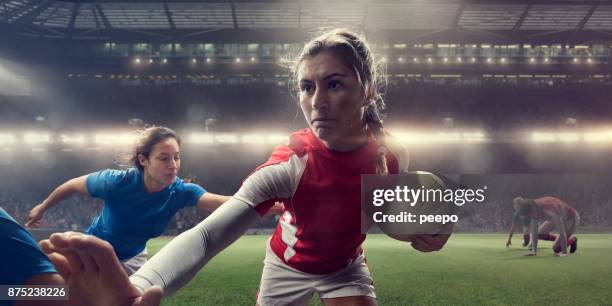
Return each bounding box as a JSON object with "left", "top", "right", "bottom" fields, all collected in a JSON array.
[
  {"left": 298, "top": 50, "right": 368, "bottom": 151},
  {"left": 141, "top": 137, "right": 181, "bottom": 186}
]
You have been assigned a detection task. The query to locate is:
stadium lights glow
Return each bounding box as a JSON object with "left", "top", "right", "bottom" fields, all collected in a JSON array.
[
  {"left": 191, "top": 58, "right": 197, "bottom": 64},
  {"left": 393, "top": 131, "right": 486, "bottom": 144},
  {"left": 10, "top": 130, "right": 612, "bottom": 147},
  {"left": 241, "top": 133, "right": 287, "bottom": 144},
  {"left": 134, "top": 58, "right": 141, "bottom": 64},
  {"left": 500, "top": 58, "right": 506, "bottom": 63},
  {"left": 427, "top": 58, "right": 433, "bottom": 63},
  {"left": 94, "top": 133, "right": 135, "bottom": 145},
  {"left": 189, "top": 133, "right": 214, "bottom": 144},
  {"left": 266, "top": 134, "right": 288, "bottom": 144},
  {"left": 413, "top": 57, "right": 419, "bottom": 63},
  {"left": 425, "top": 132, "right": 460, "bottom": 143},
  {"left": 443, "top": 57, "right": 449, "bottom": 63},
  {"left": 584, "top": 131, "right": 612, "bottom": 142},
  {"left": 162, "top": 58, "right": 167, "bottom": 64},
  {"left": 206, "top": 58, "right": 211, "bottom": 63},
  {"left": 486, "top": 58, "right": 493, "bottom": 63},
  {"left": 557, "top": 132, "right": 580, "bottom": 143},
  {"left": 531, "top": 132, "right": 579, "bottom": 143},
  {"left": 60, "top": 134, "right": 86, "bottom": 144},
  {"left": 24, "top": 132, "right": 51, "bottom": 144},
  {"left": 544, "top": 58, "right": 550, "bottom": 63},
  {"left": 149, "top": 59, "right": 154, "bottom": 64},
  {"left": 214, "top": 133, "right": 239, "bottom": 144},
  {"left": 587, "top": 58, "right": 593, "bottom": 64},
  {"left": 529, "top": 58, "right": 536, "bottom": 63},
  {"left": 398, "top": 57, "right": 403, "bottom": 62},
  {"left": 462, "top": 132, "right": 487, "bottom": 142},
  {"left": 573, "top": 58, "right": 579, "bottom": 63},
  {"left": 241, "top": 134, "right": 264, "bottom": 144},
  {"left": 250, "top": 57, "right": 256, "bottom": 62},
  {"left": 471, "top": 57, "right": 476, "bottom": 63},
  {"left": 0, "top": 133, "right": 16, "bottom": 145},
  {"left": 456, "top": 57, "right": 462, "bottom": 63},
  {"left": 235, "top": 58, "right": 241, "bottom": 63},
  {"left": 530, "top": 132, "right": 556, "bottom": 142}
]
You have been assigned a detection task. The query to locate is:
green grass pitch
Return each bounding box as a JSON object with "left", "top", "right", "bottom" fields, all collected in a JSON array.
[{"left": 147, "top": 234, "right": 612, "bottom": 306}]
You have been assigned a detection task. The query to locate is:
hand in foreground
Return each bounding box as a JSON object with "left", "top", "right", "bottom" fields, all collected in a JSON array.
[{"left": 39, "top": 232, "right": 163, "bottom": 306}]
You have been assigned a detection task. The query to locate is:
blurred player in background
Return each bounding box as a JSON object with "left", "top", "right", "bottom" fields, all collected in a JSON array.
[
  {"left": 515, "top": 196, "right": 578, "bottom": 257},
  {"left": 506, "top": 199, "right": 557, "bottom": 249}
]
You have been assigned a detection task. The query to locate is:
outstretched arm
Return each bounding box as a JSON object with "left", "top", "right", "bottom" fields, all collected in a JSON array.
[
  {"left": 506, "top": 222, "right": 516, "bottom": 248},
  {"left": 196, "top": 192, "right": 231, "bottom": 212},
  {"left": 129, "top": 198, "right": 260, "bottom": 296},
  {"left": 26, "top": 175, "right": 89, "bottom": 227}
]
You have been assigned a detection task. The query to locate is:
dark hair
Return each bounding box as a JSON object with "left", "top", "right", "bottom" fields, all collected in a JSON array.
[
  {"left": 518, "top": 199, "right": 536, "bottom": 216},
  {"left": 288, "top": 28, "right": 389, "bottom": 175},
  {"left": 117, "top": 126, "right": 180, "bottom": 171}
]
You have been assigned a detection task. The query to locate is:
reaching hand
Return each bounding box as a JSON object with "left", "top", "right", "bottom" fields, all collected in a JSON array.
[
  {"left": 265, "top": 201, "right": 286, "bottom": 217},
  {"left": 410, "top": 234, "right": 451, "bottom": 252},
  {"left": 39, "top": 232, "right": 163, "bottom": 306},
  {"left": 26, "top": 203, "right": 47, "bottom": 228}
]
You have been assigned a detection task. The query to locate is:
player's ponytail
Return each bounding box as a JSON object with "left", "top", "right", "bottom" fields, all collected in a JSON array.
[{"left": 366, "top": 100, "right": 389, "bottom": 176}]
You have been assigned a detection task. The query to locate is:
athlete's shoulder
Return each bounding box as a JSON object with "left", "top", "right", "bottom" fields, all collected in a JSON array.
[
  {"left": 535, "top": 196, "right": 563, "bottom": 205},
  {"left": 260, "top": 129, "right": 313, "bottom": 168},
  {"left": 385, "top": 132, "right": 410, "bottom": 172},
  {"left": 287, "top": 129, "right": 317, "bottom": 155}
]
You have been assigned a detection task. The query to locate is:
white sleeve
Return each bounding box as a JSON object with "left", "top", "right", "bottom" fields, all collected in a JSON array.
[
  {"left": 234, "top": 154, "right": 307, "bottom": 206},
  {"left": 129, "top": 199, "right": 259, "bottom": 297},
  {"left": 129, "top": 154, "right": 307, "bottom": 297}
]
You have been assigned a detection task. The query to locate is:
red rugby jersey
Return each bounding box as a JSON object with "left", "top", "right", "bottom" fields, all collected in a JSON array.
[
  {"left": 533, "top": 196, "right": 578, "bottom": 221},
  {"left": 238, "top": 128, "right": 407, "bottom": 274}
]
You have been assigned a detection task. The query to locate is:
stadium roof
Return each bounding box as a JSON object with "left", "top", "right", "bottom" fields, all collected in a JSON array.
[{"left": 1, "top": 0, "right": 612, "bottom": 43}]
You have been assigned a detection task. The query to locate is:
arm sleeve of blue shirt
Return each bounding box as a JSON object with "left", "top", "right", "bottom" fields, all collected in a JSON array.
[
  {"left": 86, "top": 169, "right": 126, "bottom": 199},
  {"left": 182, "top": 183, "right": 206, "bottom": 207},
  {"left": 0, "top": 208, "right": 56, "bottom": 285}
]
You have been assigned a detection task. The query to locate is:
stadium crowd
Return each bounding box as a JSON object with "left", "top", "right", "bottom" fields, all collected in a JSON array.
[{"left": 1, "top": 174, "right": 610, "bottom": 233}]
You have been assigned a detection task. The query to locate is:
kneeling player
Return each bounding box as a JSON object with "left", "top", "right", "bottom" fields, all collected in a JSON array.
[
  {"left": 516, "top": 196, "right": 579, "bottom": 257},
  {"left": 507, "top": 198, "right": 559, "bottom": 250}
]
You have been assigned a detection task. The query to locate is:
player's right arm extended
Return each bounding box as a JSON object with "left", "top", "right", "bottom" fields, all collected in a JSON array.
[
  {"left": 26, "top": 175, "right": 89, "bottom": 227},
  {"left": 506, "top": 222, "right": 516, "bottom": 247},
  {"left": 129, "top": 157, "right": 298, "bottom": 297}
]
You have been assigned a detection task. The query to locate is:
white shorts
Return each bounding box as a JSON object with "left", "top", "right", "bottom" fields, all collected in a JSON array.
[
  {"left": 257, "top": 240, "right": 376, "bottom": 306},
  {"left": 120, "top": 248, "right": 148, "bottom": 276}
]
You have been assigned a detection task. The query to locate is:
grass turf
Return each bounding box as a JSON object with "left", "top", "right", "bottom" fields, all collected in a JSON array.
[{"left": 147, "top": 234, "right": 612, "bottom": 306}]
